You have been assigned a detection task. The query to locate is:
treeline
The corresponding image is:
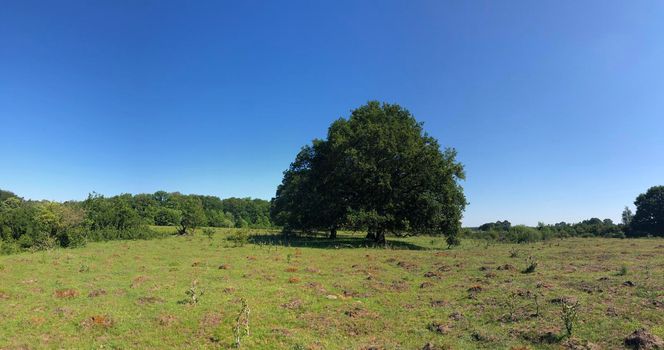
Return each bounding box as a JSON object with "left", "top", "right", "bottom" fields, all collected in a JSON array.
[
  {"left": 464, "top": 218, "right": 626, "bottom": 243},
  {"left": 116, "top": 191, "right": 272, "bottom": 228},
  {"left": 465, "top": 185, "right": 664, "bottom": 243},
  {"left": 0, "top": 189, "right": 272, "bottom": 254}
]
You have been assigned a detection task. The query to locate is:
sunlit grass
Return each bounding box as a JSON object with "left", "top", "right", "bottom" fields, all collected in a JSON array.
[{"left": 0, "top": 228, "right": 662, "bottom": 349}]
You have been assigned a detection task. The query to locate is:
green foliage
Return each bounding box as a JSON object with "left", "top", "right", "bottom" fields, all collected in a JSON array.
[
  {"left": 0, "top": 189, "right": 19, "bottom": 202},
  {"left": 202, "top": 227, "right": 215, "bottom": 240},
  {"left": 464, "top": 217, "right": 626, "bottom": 243},
  {"left": 629, "top": 185, "right": 664, "bottom": 237},
  {"left": 227, "top": 229, "right": 249, "bottom": 247},
  {"left": 0, "top": 239, "right": 19, "bottom": 255},
  {"left": 446, "top": 234, "right": 461, "bottom": 247},
  {"left": 233, "top": 298, "right": 250, "bottom": 348},
  {"left": 176, "top": 196, "right": 206, "bottom": 235},
  {"left": 618, "top": 265, "right": 628, "bottom": 276},
  {"left": 561, "top": 301, "right": 580, "bottom": 337},
  {"left": 0, "top": 188, "right": 273, "bottom": 255},
  {"left": 271, "top": 101, "right": 466, "bottom": 244},
  {"left": 478, "top": 220, "right": 511, "bottom": 231},
  {"left": 178, "top": 282, "right": 205, "bottom": 305},
  {"left": 154, "top": 207, "right": 182, "bottom": 226},
  {"left": 523, "top": 255, "right": 538, "bottom": 273},
  {"left": 621, "top": 206, "right": 634, "bottom": 227}
]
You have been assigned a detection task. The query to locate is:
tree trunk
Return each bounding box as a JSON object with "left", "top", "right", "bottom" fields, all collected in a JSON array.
[
  {"left": 329, "top": 227, "right": 337, "bottom": 239},
  {"left": 365, "top": 230, "right": 375, "bottom": 241},
  {"left": 374, "top": 230, "right": 386, "bottom": 245}
]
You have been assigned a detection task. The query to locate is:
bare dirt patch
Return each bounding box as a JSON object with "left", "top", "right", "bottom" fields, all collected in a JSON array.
[
  {"left": 200, "top": 312, "right": 223, "bottom": 327},
  {"left": 430, "top": 300, "right": 449, "bottom": 308},
  {"left": 304, "top": 266, "right": 320, "bottom": 274},
  {"left": 428, "top": 322, "right": 451, "bottom": 334},
  {"left": 137, "top": 296, "right": 164, "bottom": 305},
  {"left": 54, "top": 289, "right": 79, "bottom": 299},
  {"left": 156, "top": 314, "right": 177, "bottom": 326},
  {"left": 130, "top": 276, "right": 149, "bottom": 288},
  {"left": 624, "top": 328, "right": 664, "bottom": 350},
  {"left": 81, "top": 315, "right": 113, "bottom": 329},
  {"left": 396, "top": 261, "right": 419, "bottom": 271},
  {"left": 344, "top": 305, "right": 378, "bottom": 319},
  {"left": 424, "top": 271, "right": 444, "bottom": 279},
  {"left": 281, "top": 298, "right": 303, "bottom": 310},
  {"left": 88, "top": 289, "right": 107, "bottom": 298},
  {"left": 420, "top": 281, "right": 434, "bottom": 288}
]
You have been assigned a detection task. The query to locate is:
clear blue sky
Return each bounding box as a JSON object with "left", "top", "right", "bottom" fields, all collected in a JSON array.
[{"left": 1, "top": 1, "right": 663, "bottom": 226}]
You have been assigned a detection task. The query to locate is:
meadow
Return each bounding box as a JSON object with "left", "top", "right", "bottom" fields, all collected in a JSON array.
[{"left": 0, "top": 228, "right": 662, "bottom": 349}]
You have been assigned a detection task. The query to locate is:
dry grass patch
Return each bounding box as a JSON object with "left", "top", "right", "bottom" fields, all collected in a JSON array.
[{"left": 54, "top": 289, "right": 78, "bottom": 299}]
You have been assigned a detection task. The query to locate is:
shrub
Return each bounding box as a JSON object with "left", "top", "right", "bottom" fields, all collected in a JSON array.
[
  {"left": 523, "top": 256, "right": 538, "bottom": 273},
  {"left": 0, "top": 239, "right": 19, "bottom": 255},
  {"left": 561, "top": 301, "right": 580, "bottom": 337},
  {"left": 33, "top": 234, "right": 58, "bottom": 251},
  {"left": 61, "top": 228, "right": 88, "bottom": 248},
  {"left": 617, "top": 265, "right": 628, "bottom": 276},
  {"left": 17, "top": 234, "right": 34, "bottom": 249},
  {"left": 178, "top": 282, "right": 204, "bottom": 305},
  {"left": 233, "top": 298, "right": 250, "bottom": 348},
  {"left": 203, "top": 227, "right": 215, "bottom": 240},
  {"left": 227, "top": 230, "right": 249, "bottom": 247}
]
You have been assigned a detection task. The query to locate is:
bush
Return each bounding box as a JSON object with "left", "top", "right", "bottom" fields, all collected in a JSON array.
[
  {"left": 0, "top": 239, "right": 19, "bottom": 255},
  {"left": 509, "top": 225, "right": 542, "bottom": 243},
  {"left": 523, "top": 256, "right": 538, "bottom": 273},
  {"left": 227, "top": 229, "right": 249, "bottom": 247},
  {"left": 58, "top": 228, "right": 88, "bottom": 248},
  {"left": 17, "top": 234, "right": 34, "bottom": 249},
  {"left": 154, "top": 207, "right": 182, "bottom": 226},
  {"left": 85, "top": 226, "right": 160, "bottom": 242},
  {"left": 33, "top": 234, "right": 58, "bottom": 251}
]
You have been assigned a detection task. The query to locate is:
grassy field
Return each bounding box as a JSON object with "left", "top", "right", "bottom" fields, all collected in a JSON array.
[{"left": 0, "top": 228, "right": 662, "bottom": 349}]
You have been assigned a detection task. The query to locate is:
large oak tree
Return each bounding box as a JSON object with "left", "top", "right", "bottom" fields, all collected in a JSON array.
[{"left": 271, "top": 101, "right": 467, "bottom": 244}]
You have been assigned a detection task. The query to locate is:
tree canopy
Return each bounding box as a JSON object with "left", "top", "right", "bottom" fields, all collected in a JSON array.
[
  {"left": 0, "top": 189, "right": 274, "bottom": 254},
  {"left": 478, "top": 220, "right": 512, "bottom": 232},
  {"left": 271, "top": 101, "right": 467, "bottom": 244},
  {"left": 629, "top": 185, "right": 664, "bottom": 237}
]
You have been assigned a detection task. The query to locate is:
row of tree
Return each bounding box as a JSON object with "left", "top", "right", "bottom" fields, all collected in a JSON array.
[
  {"left": 471, "top": 185, "right": 664, "bottom": 241},
  {"left": 0, "top": 189, "right": 273, "bottom": 253}
]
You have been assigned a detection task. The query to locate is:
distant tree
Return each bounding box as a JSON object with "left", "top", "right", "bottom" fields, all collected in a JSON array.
[
  {"left": 205, "top": 210, "right": 235, "bottom": 228},
  {"left": 131, "top": 193, "right": 158, "bottom": 224},
  {"left": 630, "top": 186, "right": 664, "bottom": 237},
  {"left": 271, "top": 101, "right": 467, "bottom": 244},
  {"left": 176, "top": 197, "right": 206, "bottom": 235},
  {"left": 152, "top": 191, "right": 171, "bottom": 205},
  {"left": 154, "top": 207, "right": 182, "bottom": 226},
  {"left": 478, "top": 220, "right": 511, "bottom": 232},
  {"left": 0, "top": 189, "right": 18, "bottom": 202},
  {"left": 621, "top": 206, "right": 633, "bottom": 227},
  {"left": 0, "top": 197, "right": 36, "bottom": 241},
  {"left": 83, "top": 193, "right": 142, "bottom": 231}
]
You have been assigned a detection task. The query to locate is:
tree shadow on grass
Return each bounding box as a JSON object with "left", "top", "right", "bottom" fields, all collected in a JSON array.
[{"left": 248, "top": 232, "right": 435, "bottom": 251}]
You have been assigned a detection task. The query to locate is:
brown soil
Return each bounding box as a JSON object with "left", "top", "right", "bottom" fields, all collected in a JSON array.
[
  {"left": 54, "top": 289, "right": 79, "bottom": 299},
  {"left": 624, "top": 328, "right": 664, "bottom": 349}
]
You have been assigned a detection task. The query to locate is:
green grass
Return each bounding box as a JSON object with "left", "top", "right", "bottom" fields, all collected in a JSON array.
[{"left": 0, "top": 228, "right": 662, "bottom": 349}]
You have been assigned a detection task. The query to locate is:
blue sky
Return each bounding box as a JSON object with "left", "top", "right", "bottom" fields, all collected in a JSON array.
[{"left": 1, "top": 1, "right": 663, "bottom": 226}]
